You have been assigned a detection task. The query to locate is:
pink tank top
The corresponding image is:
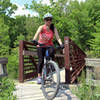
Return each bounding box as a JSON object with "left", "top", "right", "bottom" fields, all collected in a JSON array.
[{"left": 38, "top": 25, "right": 54, "bottom": 46}]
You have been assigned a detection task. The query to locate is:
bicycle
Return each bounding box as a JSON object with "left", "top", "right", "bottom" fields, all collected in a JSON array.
[{"left": 32, "top": 40, "right": 64, "bottom": 100}]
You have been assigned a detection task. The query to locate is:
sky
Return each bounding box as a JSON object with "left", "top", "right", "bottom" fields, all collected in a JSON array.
[
  {"left": 10, "top": 0, "right": 85, "bottom": 17},
  {"left": 10, "top": 0, "right": 52, "bottom": 17},
  {"left": 11, "top": 0, "right": 35, "bottom": 17}
]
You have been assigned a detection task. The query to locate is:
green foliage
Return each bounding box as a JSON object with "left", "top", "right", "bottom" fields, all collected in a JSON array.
[
  {"left": 66, "top": 0, "right": 93, "bottom": 50},
  {"left": 0, "top": 0, "right": 100, "bottom": 79},
  {"left": 27, "top": 0, "right": 98, "bottom": 51},
  {"left": 89, "top": 33, "right": 100, "bottom": 57},
  {"left": 0, "top": 16, "right": 10, "bottom": 55},
  {"left": 0, "top": 0, "right": 17, "bottom": 16},
  {"left": 72, "top": 71, "right": 100, "bottom": 100},
  {"left": 7, "top": 34, "right": 25, "bottom": 79},
  {"left": 7, "top": 49, "right": 19, "bottom": 79},
  {"left": 87, "top": 0, "right": 100, "bottom": 57},
  {"left": 0, "top": 0, "right": 17, "bottom": 56},
  {"left": 0, "top": 77, "right": 16, "bottom": 100},
  {"left": 25, "top": 16, "right": 40, "bottom": 40}
]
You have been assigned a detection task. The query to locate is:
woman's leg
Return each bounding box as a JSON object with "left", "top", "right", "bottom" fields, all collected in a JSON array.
[
  {"left": 37, "top": 47, "right": 46, "bottom": 77},
  {"left": 48, "top": 46, "right": 55, "bottom": 60}
]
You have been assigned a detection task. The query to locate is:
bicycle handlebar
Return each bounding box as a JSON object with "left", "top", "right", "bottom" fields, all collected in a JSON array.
[{"left": 31, "top": 40, "right": 64, "bottom": 49}]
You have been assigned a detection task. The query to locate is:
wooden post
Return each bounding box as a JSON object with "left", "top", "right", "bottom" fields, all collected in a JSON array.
[
  {"left": 0, "top": 58, "right": 8, "bottom": 77},
  {"left": 19, "top": 40, "right": 24, "bottom": 82},
  {"left": 64, "top": 37, "right": 71, "bottom": 84}
]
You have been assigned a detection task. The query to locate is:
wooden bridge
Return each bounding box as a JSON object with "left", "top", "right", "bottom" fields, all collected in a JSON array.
[
  {"left": 19, "top": 36, "right": 86, "bottom": 84},
  {"left": 14, "top": 78, "right": 80, "bottom": 100}
]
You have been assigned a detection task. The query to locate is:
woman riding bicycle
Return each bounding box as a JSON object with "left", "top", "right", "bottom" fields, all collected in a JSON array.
[{"left": 33, "top": 12, "right": 63, "bottom": 84}]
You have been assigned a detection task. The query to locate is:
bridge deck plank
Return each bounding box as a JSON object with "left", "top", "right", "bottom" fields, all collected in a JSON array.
[{"left": 14, "top": 69, "right": 80, "bottom": 100}]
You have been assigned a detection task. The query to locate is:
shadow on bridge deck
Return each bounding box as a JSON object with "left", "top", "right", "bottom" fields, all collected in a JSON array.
[{"left": 14, "top": 69, "right": 80, "bottom": 100}]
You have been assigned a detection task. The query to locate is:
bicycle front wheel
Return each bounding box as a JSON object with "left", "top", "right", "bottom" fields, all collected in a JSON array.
[{"left": 41, "top": 60, "right": 60, "bottom": 100}]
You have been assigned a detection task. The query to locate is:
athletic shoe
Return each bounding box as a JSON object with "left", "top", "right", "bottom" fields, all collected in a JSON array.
[{"left": 37, "top": 77, "right": 42, "bottom": 84}]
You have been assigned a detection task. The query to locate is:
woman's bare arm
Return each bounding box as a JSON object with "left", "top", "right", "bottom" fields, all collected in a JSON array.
[
  {"left": 33, "top": 25, "right": 43, "bottom": 40},
  {"left": 54, "top": 27, "right": 62, "bottom": 45}
]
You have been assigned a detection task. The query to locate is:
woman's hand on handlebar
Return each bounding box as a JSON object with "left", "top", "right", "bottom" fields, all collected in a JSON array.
[
  {"left": 31, "top": 40, "right": 64, "bottom": 53},
  {"left": 60, "top": 44, "right": 64, "bottom": 54},
  {"left": 31, "top": 40, "right": 45, "bottom": 46},
  {"left": 31, "top": 40, "right": 38, "bottom": 46}
]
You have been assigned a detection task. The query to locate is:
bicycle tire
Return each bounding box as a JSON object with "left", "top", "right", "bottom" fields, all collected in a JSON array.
[{"left": 41, "top": 60, "right": 60, "bottom": 100}]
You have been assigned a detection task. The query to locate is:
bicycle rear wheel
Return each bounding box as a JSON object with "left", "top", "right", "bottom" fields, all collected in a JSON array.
[{"left": 41, "top": 60, "right": 60, "bottom": 100}]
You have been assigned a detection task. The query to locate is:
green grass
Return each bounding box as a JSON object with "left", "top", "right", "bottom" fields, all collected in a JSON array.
[
  {"left": 71, "top": 71, "right": 100, "bottom": 100},
  {"left": 0, "top": 77, "right": 16, "bottom": 100}
]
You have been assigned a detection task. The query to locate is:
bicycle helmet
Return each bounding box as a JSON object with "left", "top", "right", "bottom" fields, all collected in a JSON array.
[{"left": 43, "top": 13, "right": 53, "bottom": 19}]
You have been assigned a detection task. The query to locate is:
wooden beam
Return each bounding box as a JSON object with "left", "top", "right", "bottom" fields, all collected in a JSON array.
[
  {"left": 23, "top": 50, "right": 37, "bottom": 56},
  {"left": 64, "top": 37, "right": 71, "bottom": 84},
  {"left": 19, "top": 40, "right": 24, "bottom": 82}
]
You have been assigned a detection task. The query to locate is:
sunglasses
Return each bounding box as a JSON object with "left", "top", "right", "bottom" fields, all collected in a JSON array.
[{"left": 45, "top": 18, "right": 52, "bottom": 21}]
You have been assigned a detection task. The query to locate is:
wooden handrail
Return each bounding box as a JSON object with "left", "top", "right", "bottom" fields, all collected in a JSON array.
[{"left": 19, "top": 37, "right": 86, "bottom": 83}]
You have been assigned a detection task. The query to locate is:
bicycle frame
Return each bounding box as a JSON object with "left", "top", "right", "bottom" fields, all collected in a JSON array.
[{"left": 31, "top": 40, "right": 63, "bottom": 100}]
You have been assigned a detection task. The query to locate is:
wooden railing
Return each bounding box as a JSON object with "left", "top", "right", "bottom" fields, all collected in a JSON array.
[
  {"left": 19, "top": 41, "right": 38, "bottom": 82},
  {"left": 19, "top": 37, "right": 86, "bottom": 83},
  {"left": 64, "top": 37, "right": 86, "bottom": 83}
]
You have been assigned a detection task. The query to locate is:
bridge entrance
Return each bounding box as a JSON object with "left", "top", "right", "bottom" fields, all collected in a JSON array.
[{"left": 19, "top": 37, "right": 86, "bottom": 83}]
